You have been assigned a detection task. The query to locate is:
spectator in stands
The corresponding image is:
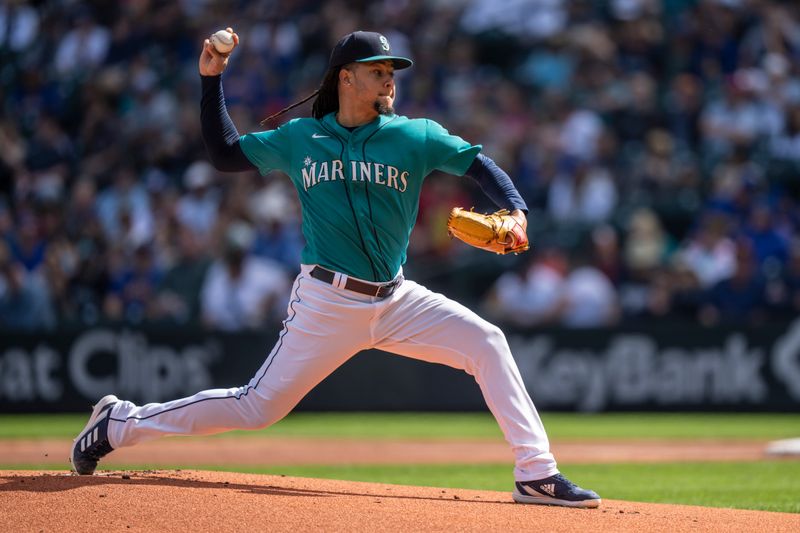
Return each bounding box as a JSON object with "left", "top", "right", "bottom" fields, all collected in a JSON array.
[
  {"left": 741, "top": 200, "right": 789, "bottom": 272},
  {"left": 664, "top": 73, "right": 703, "bottom": 150},
  {"left": 105, "top": 243, "right": 163, "bottom": 323},
  {"left": 706, "top": 142, "right": 765, "bottom": 218},
  {"left": 153, "top": 226, "right": 211, "bottom": 324},
  {"left": 96, "top": 165, "right": 154, "bottom": 249},
  {"left": 739, "top": 3, "right": 800, "bottom": 69},
  {"left": 54, "top": 9, "right": 110, "bottom": 77},
  {"left": 612, "top": 72, "right": 663, "bottom": 149},
  {"left": 547, "top": 158, "right": 618, "bottom": 224},
  {"left": 62, "top": 216, "right": 109, "bottom": 325},
  {"left": 623, "top": 208, "right": 673, "bottom": 280},
  {"left": 484, "top": 247, "right": 568, "bottom": 327},
  {"left": 40, "top": 228, "right": 77, "bottom": 321},
  {"left": 5, "top": 210, "right": 46, "bottom": 273},
  {"left": 459, "top": 0, "right": 568, "bottom": 42},
  {"left": 560, "top": 248, "right": 619, "bottom": 328},
  {"left": 78, "top": 93, "right": 123, "bottom": 179},
  {"left": 176, "top": 160, "right": 220, "bottom": 243},
  {"left": 23, "top": 115, "right": 74, "bottom": 202},
  {"left": 0, "top": 240, "right": 54, "bottom": 331},
  {"left": 700, "top": 72, "right": 781, "bottom": 158},
  {"left": 0, "top": 0, "right": 40, "bottom": 55},
  {"left": 125, "top": 54, "right": 181, "bottom": 137},
  {"left": 698, "top": 239, "right": 767, "bottom": 326},
  {"left": 559, "top": 105, "right": 605, "bottom": 162},
  {"left": 674, "top": 213, "right": 736, "bottom": 290},
  {"left": 201, "top": 221, "right": 289, "bottom": 331},
  {"left": 619, "top": 208, "right": 677, "bottom": 320},
  {"left": 249, "top": 180, "right": 303, "bottom": 273},
  {"left": 761, "top": 53, "right": 800, "bottom": 109},
  {"left": 590, "top": 224, "right": 623, "bottom": 287},
  {"left": 0, "top": 0, "right": 799, "bottom": 330},
  {"left": 686, "top": 1, "right": 741, "bottom": 80},
  {"left": 0, "top": 120, "right": 26, "bottom": 199},
  {"left": 770, "top": 104, "right": 800, "bottom": 163},
  {"left": 632, "top": 129, "right": 701, "bottom": 199},
  {"left": 516, "top": 36, "right": 575, "bottom": 93},
  {"left": 780, "top": 241, "right": 800, "bottom": 316}
]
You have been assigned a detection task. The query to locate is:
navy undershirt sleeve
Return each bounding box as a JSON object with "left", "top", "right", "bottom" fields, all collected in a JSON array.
[
  {"left": 465, "top": 153, "right": 528, "bottom": 213},
  {"left": 200, "top": 75, "right": 255, "bottom": 172}
]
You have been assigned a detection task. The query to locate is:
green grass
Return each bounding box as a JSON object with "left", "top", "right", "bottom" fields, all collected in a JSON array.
[
  {"left": 4, "top": 412, "right": 798, "bottom": 513},
  {"left": 277, "top": 462, "right": 800, "bottom": 513},
  {"left": 7, "top": 461, "right": 797, "bottom": 513},
  {"left": 540, "top": 413, "right": 800, "bottom": 440},
  {"left": 2, "top": 412, "right": 800, "bottom": 440},
  {"left": 255, "top": 461, "right": 800, "bottom": 513}
]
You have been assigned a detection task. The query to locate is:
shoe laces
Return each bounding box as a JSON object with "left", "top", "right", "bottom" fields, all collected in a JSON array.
[
  {"left": 552, "top": 473, "right": 577, "bottom": 488},
  {"left": 85, "top": 438, "right": 113, "bottom": 460}
]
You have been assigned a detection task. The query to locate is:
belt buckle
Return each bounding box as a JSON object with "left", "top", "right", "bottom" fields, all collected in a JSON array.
[{"left": 380, "top": 278, "right": 400, "bottom": 297}]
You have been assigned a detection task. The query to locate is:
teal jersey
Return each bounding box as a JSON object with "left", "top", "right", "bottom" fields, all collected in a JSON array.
[{"left": 239, "top": 112, "right": 481, "bottom": 282}]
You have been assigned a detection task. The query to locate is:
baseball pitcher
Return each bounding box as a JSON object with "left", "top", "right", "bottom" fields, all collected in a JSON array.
[{"left": 71, "top": 29, "right": 600, "bottom": 508}]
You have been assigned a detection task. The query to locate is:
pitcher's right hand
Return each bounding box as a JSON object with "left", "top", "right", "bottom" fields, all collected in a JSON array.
[{"left": 199, "top": 27, "right": 239, "bottom": 76}]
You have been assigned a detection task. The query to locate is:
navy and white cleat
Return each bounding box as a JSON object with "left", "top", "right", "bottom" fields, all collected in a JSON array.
[
  {"left": 70, "top": 395, "right": 119, "bottom": 475},
  {"left": 513, "top": 473, "right": 601, "bottom": 508}
]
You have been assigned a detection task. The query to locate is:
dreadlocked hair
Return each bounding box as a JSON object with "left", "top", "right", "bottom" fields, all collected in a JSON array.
[
  {"left": 311, "top": 67, "right": 341, "bottom": 119},
  {"left": 259, "top": 67, "right": 341, "bottom": 126}
]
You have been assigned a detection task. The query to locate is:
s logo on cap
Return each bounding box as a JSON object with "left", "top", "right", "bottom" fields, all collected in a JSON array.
[{"left": 327, "top": 31, "right": 412, "bottom": 70}]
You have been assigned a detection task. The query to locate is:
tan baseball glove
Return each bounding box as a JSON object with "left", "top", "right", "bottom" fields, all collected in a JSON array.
[{"left": 447, "top": 207, "right": 530, "bottom": 255}]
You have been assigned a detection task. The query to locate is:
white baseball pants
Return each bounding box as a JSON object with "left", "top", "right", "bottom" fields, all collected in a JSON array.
[{"left": 107, "top": 264, "right": 558, "bottom": 481}]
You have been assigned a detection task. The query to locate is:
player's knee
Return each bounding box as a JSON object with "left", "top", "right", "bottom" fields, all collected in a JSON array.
[
  {"left": 483, "top": 323, "right": 509, "bottom": 352},
  {"left": 246, "top": 400, "right": 294, "bottom": 431},
  {"left": 470, "top": 322, "right": 512, "bottom": 367},
  {"left": 245, "top": 418, "right": 272, "bottom": 431},
  {"left": 238, "top": 410, "right": 282, "bottom": 431},
  {"left": 479, "top": 322, "right": 508, "bottom": 352}
]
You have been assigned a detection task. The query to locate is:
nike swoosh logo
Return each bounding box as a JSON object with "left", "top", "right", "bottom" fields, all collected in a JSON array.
[{"left": 312, "top": 133, "right": 329, "bottom": 139}]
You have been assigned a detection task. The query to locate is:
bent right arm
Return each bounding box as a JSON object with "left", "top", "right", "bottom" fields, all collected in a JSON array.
[{"left": 199, "top": 29, "right": 255, "bottom": 172}]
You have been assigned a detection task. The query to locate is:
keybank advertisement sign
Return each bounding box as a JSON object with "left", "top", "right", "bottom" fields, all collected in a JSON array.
[
  {"left": 509, "top": 319, "right": 800, "bottom": 411},
  {"left": 0, "top": 321, "right": 799, "bottom": 411}
]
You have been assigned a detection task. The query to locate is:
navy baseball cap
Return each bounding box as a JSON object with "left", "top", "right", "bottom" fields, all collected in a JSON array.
[{"left": 329, "top": 31, "right": 413, "bottom": 70}]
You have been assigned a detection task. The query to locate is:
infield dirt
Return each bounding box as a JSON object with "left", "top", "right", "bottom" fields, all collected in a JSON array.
[
  {"left": 2, "top": 438, "right": 799, "bottom": 531},
  {"left": 2, "top": 469, "right": 798, "bottom": 532}
]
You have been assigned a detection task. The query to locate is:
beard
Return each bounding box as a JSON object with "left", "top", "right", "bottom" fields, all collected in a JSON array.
[{"left": 373, "top": 98, "right": 394, "bottom": 116}]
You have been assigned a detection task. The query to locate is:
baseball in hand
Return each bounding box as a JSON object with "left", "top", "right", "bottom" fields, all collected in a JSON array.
[{"left": 210, "top": 30, "right": 234, "bottom": 54}]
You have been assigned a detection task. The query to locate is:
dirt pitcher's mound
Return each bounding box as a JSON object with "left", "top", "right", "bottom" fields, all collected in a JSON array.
[{"left": 1, "top": 470, "right": 797, "bottom": 532}]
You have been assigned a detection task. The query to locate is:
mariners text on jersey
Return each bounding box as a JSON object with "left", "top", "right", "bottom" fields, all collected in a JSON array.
[
  {"left": 301, "top": 159, "right": 410, "bottom": 192},
  {"left": 238, "top": 112, "right": 481, "bottom": 282}
]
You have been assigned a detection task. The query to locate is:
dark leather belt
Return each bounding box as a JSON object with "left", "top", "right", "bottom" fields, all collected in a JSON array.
[{"left": 310, "top": 266, "right": 402, "bottom": 298}]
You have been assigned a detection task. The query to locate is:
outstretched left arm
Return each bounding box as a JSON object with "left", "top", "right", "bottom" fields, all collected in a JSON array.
[
  {"left": 449, "top": 154, "right": 529, "bottom": 253},
  {"left": 464, "top": 153, "right": 528, "bottom": 212},
  {"left": 464, "top": 152, "right": 528, "bottom": 240}
]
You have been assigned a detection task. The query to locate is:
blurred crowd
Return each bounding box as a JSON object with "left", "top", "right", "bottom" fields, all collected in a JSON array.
[{"left": 1, "top": 0, "right": 799, "bottom": 331}]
